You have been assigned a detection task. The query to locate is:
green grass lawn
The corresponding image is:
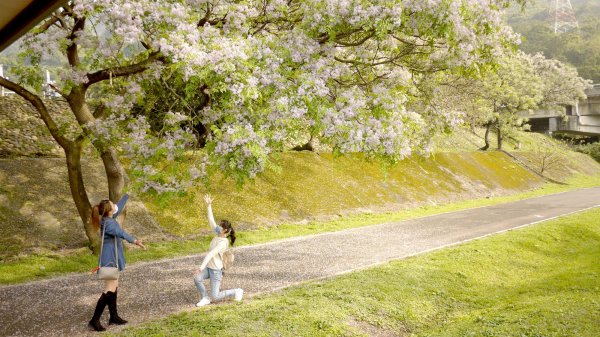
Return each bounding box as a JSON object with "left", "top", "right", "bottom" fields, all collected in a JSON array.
[
  {"left": 116, "top": 207, "right": 600, "bottom": 337},
  {"left": 1, "top": 173, "right": 600, "bottom": 285}
]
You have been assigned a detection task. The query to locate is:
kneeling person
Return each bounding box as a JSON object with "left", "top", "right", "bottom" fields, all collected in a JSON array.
[{"left": 193, "top": 194, "right": 243, "bottom": 306}]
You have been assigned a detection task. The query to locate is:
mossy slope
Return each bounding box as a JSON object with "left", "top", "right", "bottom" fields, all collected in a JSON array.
[{"left": 144, "top": 151, "right": 546, "bottom": 237}]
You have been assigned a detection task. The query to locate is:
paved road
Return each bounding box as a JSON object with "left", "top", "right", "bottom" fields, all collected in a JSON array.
[{"left": 2, "top": 187, "right": 600, "bottom": 336}]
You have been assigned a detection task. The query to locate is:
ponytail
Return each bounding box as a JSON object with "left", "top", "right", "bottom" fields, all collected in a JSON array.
[
  {"left": 91, "top": 205, "right": 100, "bottom": 231},
  {"left": 228, "top": 227, "right": 236, "bottom": 246},
  {"left": 91, "top": 200, "right": 112, "bottom": 231},
  {"left": 220, "top": 219, "right": 236, "bottom": 246}
]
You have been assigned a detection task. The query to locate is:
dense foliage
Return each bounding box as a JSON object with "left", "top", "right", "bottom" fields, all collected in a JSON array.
[
  {"left": 2, "top": 0, "right": 527, "bottom": 191},
  {"left": 575, "top": 142, "right": 600, "bottom": 162}
]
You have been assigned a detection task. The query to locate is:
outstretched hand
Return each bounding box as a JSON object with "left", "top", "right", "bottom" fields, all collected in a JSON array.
[
  {"left": 204, "top": 194, "right": 212, "bottom": 205},
  {"left": 134, "top": 239, "right": 146, "bottom": 250}
]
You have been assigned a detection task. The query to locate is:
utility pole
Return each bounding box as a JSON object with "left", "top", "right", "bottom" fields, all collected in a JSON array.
[{"left": 553, "top": 0, "right": 579, "bottom": 34}]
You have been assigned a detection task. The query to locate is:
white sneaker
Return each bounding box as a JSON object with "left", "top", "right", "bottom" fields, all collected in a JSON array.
[
  {"left": 234, "top": 288, "right": 244, "bottom": 301},
  {"left": 196, "top": 297, "right": 211, "bottom": 307}
]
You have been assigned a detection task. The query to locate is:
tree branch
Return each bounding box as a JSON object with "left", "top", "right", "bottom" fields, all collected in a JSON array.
[
  {"left": 84, "top": 51, "right": 165, "bottom": 87},
  {"left": 37, "top": 13, "right": 64, "bottom": 33},
  {"left": 61, "top": 3, "right": 74, "bottom": 16},
  {"left": 197, "top": 4, "right": 228, "bottom": 28},
  {"left": 334, "top": 55, "right": 404, "bottom": 67},
  {"left": 67, "top": 16, "right": 86, "bottom": 67},
  {"left": 49, "top": 83, "right": 68, "bottom": 98},
  {"left": 335, "top": 31, "right": 375, "bottom": 47},
  {"left": 316, "top": 27, "right": 366, "bottom": 45},
  {"left": 197, "top": 4, "right": 212, "bottom": 27},
  {"left": 0, "top": 77, "right": 70, "bottom": 149}
]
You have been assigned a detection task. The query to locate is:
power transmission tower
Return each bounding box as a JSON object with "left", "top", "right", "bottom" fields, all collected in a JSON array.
[{"left": 552, "top": 0, "right": 579, "bottom": 34}]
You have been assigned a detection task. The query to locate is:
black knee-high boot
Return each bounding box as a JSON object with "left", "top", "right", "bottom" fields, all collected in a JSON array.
[
  {"left": 89, "top": 292, "right": 109, "bottom": 331},
  {"left": 107, "top": 289, "right": 128, "bottom": 325}
]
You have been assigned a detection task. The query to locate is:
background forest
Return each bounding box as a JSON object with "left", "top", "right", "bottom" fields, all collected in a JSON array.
[{"left": 508, "top": 0, "right": 600, "bottom": 82}]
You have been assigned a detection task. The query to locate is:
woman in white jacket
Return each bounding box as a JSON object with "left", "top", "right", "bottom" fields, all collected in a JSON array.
[{"left": 193, "top": 194, "right": 243, "bottom": 307}]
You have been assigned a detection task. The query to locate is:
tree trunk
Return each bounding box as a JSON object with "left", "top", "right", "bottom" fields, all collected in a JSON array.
[
  {"left": 64, "top": 137, "right": 98, "bottom": 252},
  {"left": 480, "top": 122, "right": 492, "bottom": 151},
  {"left": 68, "top": 87, "right": 126, "bottom": 201},
  {"left": 497, "top": 124, "right": 503, "bottom": 150},
  {"left": 68, "top": 87, "right": 127, "bottom": 249},
  {"left": 100, "top": 149, "right": 126, "bottom": 202}
]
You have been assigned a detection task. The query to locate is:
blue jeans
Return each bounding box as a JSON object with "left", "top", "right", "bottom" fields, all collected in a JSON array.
[{"left": 194, "top": 268, "right": 236, "bottom": 301}]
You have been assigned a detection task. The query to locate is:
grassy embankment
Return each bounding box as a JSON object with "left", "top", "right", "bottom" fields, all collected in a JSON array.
[
  {"left": 116, "top": 207, "right": 600, "bottom": 337},
  {"left": 1, "top": 132, "right": 599, "bottom": 284}
]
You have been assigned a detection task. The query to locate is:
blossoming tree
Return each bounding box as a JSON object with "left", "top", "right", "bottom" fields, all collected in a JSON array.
[
  {"left": 0, "top": 0, "right": 525, "bottom": 248},
  {"left": 443, "top": 51, "right": 590, "bottom": 150}
]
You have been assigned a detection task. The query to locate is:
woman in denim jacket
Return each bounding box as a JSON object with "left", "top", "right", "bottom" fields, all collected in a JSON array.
[{"left": 88, "top": 194, "right": 145, "bottom": 332}]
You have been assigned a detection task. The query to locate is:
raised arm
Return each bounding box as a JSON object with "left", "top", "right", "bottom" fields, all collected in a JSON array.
[
  {"left": 112, "top": 193, "right": 129, "bottom": 219},
  {"left": 204, "top": 194, "right": 218, "bottom": 232},
  {"left": 104, "top": 218, "right": 136, "bottom": 243}
]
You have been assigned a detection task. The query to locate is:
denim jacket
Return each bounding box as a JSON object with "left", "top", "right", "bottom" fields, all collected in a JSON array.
[{"left": 99, "top": 194, "right": 135, "bottom": 271}]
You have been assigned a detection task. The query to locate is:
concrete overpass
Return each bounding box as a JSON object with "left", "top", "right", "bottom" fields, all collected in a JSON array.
[{"left": 527, "top": 84, "right": 600, "bottom": 137}]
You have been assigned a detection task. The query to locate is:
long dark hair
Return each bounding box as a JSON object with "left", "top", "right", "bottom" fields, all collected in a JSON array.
[
  {"left": 219, "top": 219, "right": 236, "bottom": 246},
  {"left": 91, "top": 200, "right": 112, "bottom": 231}
]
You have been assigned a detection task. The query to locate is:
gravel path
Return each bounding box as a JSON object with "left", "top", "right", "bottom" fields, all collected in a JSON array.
[{"left": 2, "top": 187, "right": 600, "bottom": 336}]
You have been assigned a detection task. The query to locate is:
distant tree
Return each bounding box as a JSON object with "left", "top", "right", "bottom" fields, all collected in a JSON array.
[
  {"left": 455, "top": 52, "right": 544, "bottom": 150},
  {"left": 441, "top": 51, "right": 589, "bottom": 151},
  {"left": 536, "top": 145, "right": 562, "bottom": 174},
  {"left": 529, "top": 52, "right": 591, "bottom": 111},
  {"left": 483, "top": 52, "right": 590, "bottom": 149}
]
